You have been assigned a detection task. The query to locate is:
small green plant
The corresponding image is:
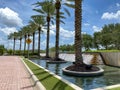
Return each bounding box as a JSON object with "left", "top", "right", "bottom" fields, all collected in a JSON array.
[{"left": 7, "top": 49, "right": 13, "bottom": 55}]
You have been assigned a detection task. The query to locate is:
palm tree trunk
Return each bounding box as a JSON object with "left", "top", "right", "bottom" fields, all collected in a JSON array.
[
  {"left": 38, "top": 27, "right": 41, "bottom": 56},
  {"left": 27, "top": 34, "right": 30, "bottom": 59},
  {"left": 55, "top": 1, "right": 61, "bottom": 60},
  {"left": 13, "top": 38, "right": 15, "bottom": 55},
  {"left": 24, "top": 35, "right": 26, "bottom": 55},
  {"left": 19, "top": 38, "right": 22, "bottom": 55},
  {"left": 46, "top": 16, "right": 50, "bottom": 58},
  {"left": 32, "top": 32, "right": 35, "bottom": 54},
  {"left": 75, "top": 0, "right": 83, "bottom": 64}
]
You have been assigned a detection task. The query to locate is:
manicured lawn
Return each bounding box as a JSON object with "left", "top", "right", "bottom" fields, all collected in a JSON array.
[
  {"left": 108, "top": 87, "right": 120, "bottom": 90},
  {"left": 85, "top": 50, "right": 120, "bottom": 52},
  {"left": 24, "top": 59, "right": 74, "bottom": 90}
]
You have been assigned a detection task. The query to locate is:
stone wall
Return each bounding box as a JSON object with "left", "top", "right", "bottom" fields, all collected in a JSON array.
[{"left": 101, "top": 52, "right": 120, "bottom": 67}]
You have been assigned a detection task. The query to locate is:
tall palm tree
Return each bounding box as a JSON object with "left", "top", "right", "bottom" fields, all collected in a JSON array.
[
  {"left": 21, "top": 27, "right": 27, "bottom": 55},
  {"left": 17, "top": 31, "right": 23, "bottom": 55},
  {"left": 33, "top": 0, "right": 55, "bottom": 58},
  {"left": 55, "top": 0, "right": 60, "bottom": 60},
  {"left": 64, "top": 0, "right": 83, "bottom": 64},
  {"left": 25, "top": 25, "right": 33, "bottom": 58},
  {"left": 31, "top": 16, "right": 45, "bottom": 56},
  {"left": 74, "top": 0, "right": 83, "bottom": 64},
  {"left": 12, "top": 32, "right": 18, "bottom": 55},
  {"left": 8, "top": 33, "right": 14, "bottom": 54},
  {"left": 21, "top": 26, "right": 32, "bottom": 55},
  {"left": 54, "top": 0, "right": 71, "bottom": 60},
  {"left": 29, "top": 21, "right": 38, "bottom": 54}
]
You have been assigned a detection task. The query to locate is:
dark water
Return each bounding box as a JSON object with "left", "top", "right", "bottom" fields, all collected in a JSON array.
[{"left": 31, "top": 59, "right": 120, "bottom": 90}]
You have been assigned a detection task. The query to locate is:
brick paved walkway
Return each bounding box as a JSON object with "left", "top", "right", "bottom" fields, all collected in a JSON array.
[{"left": 0, "top": 56, "right": 35, "bottom": 90}]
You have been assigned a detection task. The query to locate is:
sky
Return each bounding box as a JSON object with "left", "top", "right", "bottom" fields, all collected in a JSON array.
[{"left": 0, "top": 0, "right": 120, "bottom": 50}]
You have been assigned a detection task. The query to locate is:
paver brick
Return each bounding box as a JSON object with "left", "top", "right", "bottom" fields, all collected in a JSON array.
[{"left": 0, "top": 56, "right": 34, "bottom": 90}]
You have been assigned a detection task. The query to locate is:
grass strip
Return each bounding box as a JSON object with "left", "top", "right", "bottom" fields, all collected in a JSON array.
[
  {"left": 84, "top": 50, "right": 120, "bottom": 52},
  {"left": 108, "top": 87, "right": 120, "bottom": 90},
  {"left": 24, "top": 59, "right": 74, "bottom": 90}
]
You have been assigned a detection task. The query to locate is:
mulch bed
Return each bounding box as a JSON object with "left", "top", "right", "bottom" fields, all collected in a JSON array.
[{"left": 66, "top": 64, "right": 100, "bottom": 72}]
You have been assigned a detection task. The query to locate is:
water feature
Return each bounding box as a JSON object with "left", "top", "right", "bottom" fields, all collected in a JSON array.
[{"left": 31, "top": 55, "right": 120, "bottom": 90}]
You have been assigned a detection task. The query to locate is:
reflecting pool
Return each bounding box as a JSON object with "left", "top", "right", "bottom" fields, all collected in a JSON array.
[{"left": 31, "top": 59, "right": 120, "bottom": 90}]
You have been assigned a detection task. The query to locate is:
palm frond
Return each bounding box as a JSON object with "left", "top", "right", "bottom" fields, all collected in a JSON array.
[
  {"left": 63, "top": 7, "right": 71, "bottom": 16},
  {"left": 51, "top": 20, "right": 54, "bottom": 25},
  {"left": 32, "top": 1, "right": 46, "bottom": 7},
  {"left": 66, "top": 0, "right": 74, "bottom": 2},
  {"left": 33, "top": 9, "right": 45, "bottom": 14},
  {"left": 64, "top": 3, "right": 75, "bottom": 8},
  {"left": 60, "top": 15, "right": 66, "bottom": 19},
  {"left": 60, "top": 20, "right": 65, "bottom": 24}
]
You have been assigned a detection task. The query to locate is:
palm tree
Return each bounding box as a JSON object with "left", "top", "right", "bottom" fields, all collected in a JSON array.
[
  {"left": 8, "top": 33, "right": 14, "bottom": 54},
  {"left": 21, "top": 26, "right": 31, "bottom": 55},
  {"left": 12, "top": 32, "right": 18, "bottom": 55},
  {"left": 54, "top": 0, "right": 71, "bottom": 60},
  {"left": 31, "top": 16, "right": 45, "bottom": 56},
  {"left": 21, "top": 27, "right": 27, "bottom": 55},
  {"left": 74, "top": 0, "right": 83, "bottom": 65},
  {"left": 33, "top": 0, "right": 55, "bottom": 58},
  {"left": 29, "top": 21, "right": 38, "bottom": 54},
  {"left": 17, "top": 31, "right": 23, "bottom": 55}
]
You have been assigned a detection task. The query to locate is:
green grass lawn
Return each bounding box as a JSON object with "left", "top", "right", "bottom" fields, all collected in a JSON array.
[
  {"left": 85, "top": 50, "right": 120, "bottom": 52},
  {"left": 24, "top": 59, "right": 74, "bottom": 90},
  {"left": 108, "top": 87, "right": 120, "bottom": 90}
]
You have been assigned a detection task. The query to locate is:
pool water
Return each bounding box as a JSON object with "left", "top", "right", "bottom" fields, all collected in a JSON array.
[{"left": 31, "top": 59, "right": 120, "bottom": 90}]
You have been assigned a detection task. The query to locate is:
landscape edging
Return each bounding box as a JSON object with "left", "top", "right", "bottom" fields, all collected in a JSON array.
[
  {"left": 26, "top": 58, "right": 83, "bottom": 90},
  {"left": 20, "top": 57, "right": 46, "bottom": 90}
]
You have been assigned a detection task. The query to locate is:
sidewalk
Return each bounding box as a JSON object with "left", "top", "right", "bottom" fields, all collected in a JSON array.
[{"left": 0, "top": 56, "right": 35, "bottom": 90}]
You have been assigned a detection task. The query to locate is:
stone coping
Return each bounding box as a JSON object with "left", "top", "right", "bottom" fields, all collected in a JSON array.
[
  {"left": 92, "top": 84, "right": 120, "bottom": 90},
  {"left": 21, "top": 58, "right": 46, "bottom": 90},
  {"left": 47, "top": 60, "right": 67, "bottom": 64},
  {"left": 24, "top": 58, "right": 83, "bottom": 90},
  {"left": 62, "top": 66, "right": 104, "bottom": 77}
]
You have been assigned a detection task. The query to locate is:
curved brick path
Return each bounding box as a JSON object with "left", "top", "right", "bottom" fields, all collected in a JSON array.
[{"left": 0, "top": 56, "right": 35, "bottom": 90}]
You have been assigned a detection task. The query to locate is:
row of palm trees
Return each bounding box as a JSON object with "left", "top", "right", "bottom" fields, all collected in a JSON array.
[
  {"left": 8, "top": 0, "right": 84, "bottom": 66},
  {"left": 8, "top": 16, "right": 45, "bottom": 56}
]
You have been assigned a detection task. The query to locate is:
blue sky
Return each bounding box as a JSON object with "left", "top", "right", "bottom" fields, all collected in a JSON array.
[{"left": 0, "top": 0, "right": 120, "bottom": 50}]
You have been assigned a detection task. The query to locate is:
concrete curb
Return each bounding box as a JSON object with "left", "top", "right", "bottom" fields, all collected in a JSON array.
[
  {"left": 62, "top": 66, "right": 104, "bottom": 77},
  {"left": 46, "top": 60, "right": 67, "bottom": 64},
  {"left": 92, "top": 84, "right": 120, "bottom": 90},
  {"left": 20, "top": 57, "right": 46, "bottom": 90},
  {"left": 26, "top": 58, "right": 83, "bottom": 90}
]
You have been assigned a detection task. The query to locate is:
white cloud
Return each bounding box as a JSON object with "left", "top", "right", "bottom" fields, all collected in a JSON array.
[
  {"left": 82, "top": 32, "right": 87, "bottom": 34},
  {"left": 50, "top": 25, "right": 74, "bottom": 38},
  {"left": 0, "top": 7, "right": 23, "bottom": 27},
  {"left": 42, "top": 26, "right": 55, "bottom": 36},
  {"left": 116, "top": 3, "right": 120, "bottom": 7},
  {"left": 0, "top": 27, "right": 17, "bottom": 35},
  {"left": 40, "top": 25, "right": 75, "bottom": 49},
  {"left": 43, "top": 25, "right": 74, "bottom": 39},
  {"left": 92, "top": 26, "right": 102, "bottom": 32},
  {"left": 101, "top": 10, "right": 120, "bottom": 20},
  {"left": 60, "top": 27, "right": 74, "bottom": 38},
  {"left": 83, "top": 23, "right": 90, "bottom": 26}
]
